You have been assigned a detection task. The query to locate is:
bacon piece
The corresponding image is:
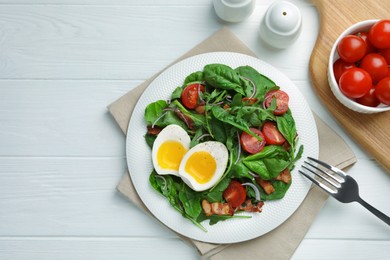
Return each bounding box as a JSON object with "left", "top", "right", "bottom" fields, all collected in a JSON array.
[
  {"left": 238, "top": 199, "right": 264, "bottom": 213},
  {"left": 256, "top": 178, "right": 275, "bottom": 195},
  {"left": 242, "top": 97, "right": 258, "bottom": 105},
  {"left": 201, "top": 200, "right": 234, "bottom": 217},
  {"left": 275, "top": 168, "right": 291, "bottom": 184},
  {"left": 195, "top": 105, "right": 205, "bottom": 114},
  {"left": 147, "top": 125, "right": 162, "bottom": 135}
]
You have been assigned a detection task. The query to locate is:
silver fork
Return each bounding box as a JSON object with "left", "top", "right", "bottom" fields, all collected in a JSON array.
[{"left": 299, "top": 157, "right": 390, "bottom": 226}]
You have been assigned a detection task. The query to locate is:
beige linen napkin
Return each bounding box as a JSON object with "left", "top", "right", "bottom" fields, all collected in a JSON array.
[{"left": 108, "top": 28, "right": 356, "bottom": 259}]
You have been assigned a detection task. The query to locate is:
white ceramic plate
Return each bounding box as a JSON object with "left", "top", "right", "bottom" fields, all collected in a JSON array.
[{"left": 126, "top": 52, "right": 319, "bottom": 244}]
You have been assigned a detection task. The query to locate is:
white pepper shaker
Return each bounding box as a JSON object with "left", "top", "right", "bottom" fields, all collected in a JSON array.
[
  {"left": 259, "top": 1, "right": 302, "bottom": 49},
  {"left": 213, "top": 0, "right": 255, "bottom": 23}
]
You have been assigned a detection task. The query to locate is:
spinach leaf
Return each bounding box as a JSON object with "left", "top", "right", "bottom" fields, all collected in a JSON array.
[
  {"left": 144, "top": 134, "right": 156, "bottom": 149},
  {"left": 204, "top": 176, "right": 231, "bottom": 202},
  {"left": 232, "top": 161, "right": 256, "bottom": 180},
  {"left": 208, "top": 115, "right": 228, "bottom": 143},
  {"left": 144, "top": 100, "right": 187, "bottom": 128},
  {"left": 203, "top": 64, "right": 245, "bottom": 95},
  {"left": 184, "top": 71, "right": 204, "bottom": 85},
  {"left": 144, "top": 100, "right": 168, "bottom": 125},
  {"left": 179, "top": 183, "right": 202, "bottom": 219},
  {"left": 235, "top": 65, "right": 276, "bottom": 100},
  {"left": 149, "top": 172, "right": 206, "bottom": 231},
  {"left": 243, "top": 145, "right": 290, "bottom": 180},
  {"left": 276, "top": 111, "right": 296, "bottom": 145},
  {"left": 261, "top": 180, "right": 292, "bottom": 200},
  {"left": 171, "top": 86, "right": 182, "bottom": 100}
]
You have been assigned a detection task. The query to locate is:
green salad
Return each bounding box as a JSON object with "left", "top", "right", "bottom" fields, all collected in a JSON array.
[{"left": 143, "top": 64, "right": 303, "bottom": 231}]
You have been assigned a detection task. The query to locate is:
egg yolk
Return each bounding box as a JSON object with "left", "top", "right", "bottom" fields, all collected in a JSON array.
[
  {"left": 184, "top": 151, "right": 216, "bottom": 184},
  {"left": 157, "top": 140, "right": 187, "bottom": 170}
]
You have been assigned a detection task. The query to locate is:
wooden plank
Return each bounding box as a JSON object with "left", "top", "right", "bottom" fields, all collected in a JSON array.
[
  {"left": 0, "top": 4, "right": 319, "bottom": 80},
  {"left": 310, "top": 0, "right": 390, "bottom": 174},
  {"left": 0, "top": 157, "right": 179, "bottom": 238},
  {"left": 0, "top": 80, "right": 133, "bottom": 156},
  {"left": 0, "top": 237, "right": 388, "bottom": 260},
  {"left": 293, "top": 239, "right": 390, "bottom": 259},
  {"left": 0, "top": 157, "right": 388, "bottom": 239},
  {"left": 0, "top": 237, "right": 198, "bottom": 260}
]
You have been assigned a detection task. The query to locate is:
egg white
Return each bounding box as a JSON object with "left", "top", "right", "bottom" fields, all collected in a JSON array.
[
  {"left": 152, "top": 124, "right": 191, "bottom": 176},
  {"left": 179, "top": 141, "right": 228, "bottom": 191}
]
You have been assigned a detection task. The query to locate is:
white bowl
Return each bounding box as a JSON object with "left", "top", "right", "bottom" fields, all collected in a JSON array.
[{"left": 328, "top": 19, "right": 390, "bottom": 113}]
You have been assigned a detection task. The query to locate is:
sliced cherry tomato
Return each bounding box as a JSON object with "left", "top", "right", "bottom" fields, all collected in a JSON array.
[
  {"left": 333, "top": 58, "right": 356, "bottom": 83},
  {"left": 261, "top": 121, "right": 286, "bottom": 145},
  {"left": 368, "top": 19, "right": 390, "bottom": 49},
  {"left": 355, "top": 31, "right": 376, "bottom": 54},
  {"left": 337, "top": 35, "right": 366, "bottom": 63},
  {"left": 339, "top": 68, "right": 372, "bottom": 98},
  {"left": 223, "top": 180, "right": 246, "bottom": 208},
  {"left": 359, "top": 53, "right": 388, "bottom": 83},
  {"left": 263, "top": 90, "right": 289, "bottom": 115},
  {"left": 356, "top": 88, "right": 380, "bottom": 107},
  {"left": 375, "top": 77, "right": 390, "bottom": 105},
  {"left": 378, "top": 48, "right": 390, "bottom": 64},
  {"left": 240, "top": 128, "right": 266, "bottom": 154},
  {"left": 181, "top": 83, "right": 205, "bottom": 109}
]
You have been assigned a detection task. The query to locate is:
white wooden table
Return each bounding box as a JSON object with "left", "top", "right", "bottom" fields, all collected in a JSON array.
[{"left": 1, "top": 0, "right": 389, "bottom": 259}]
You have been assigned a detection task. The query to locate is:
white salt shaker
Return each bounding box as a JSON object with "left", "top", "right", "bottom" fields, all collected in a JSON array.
[
  {"left": 259, "top": 1, "right": 302, "bottom": 49},
  {"left": 213, "top": 0, "right": 255, "bottom": 23}
]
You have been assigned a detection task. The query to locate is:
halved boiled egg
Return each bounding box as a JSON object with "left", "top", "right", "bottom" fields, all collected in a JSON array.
[
  {"left": 152, "top": 124, "right": 191, "bottom": 176},
  {"left": 179, "top": 141, "right": 228, "bottom": 191}
]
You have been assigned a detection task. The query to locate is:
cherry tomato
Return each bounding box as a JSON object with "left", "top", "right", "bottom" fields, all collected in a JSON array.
[
  {"left": 337, "top": 35, "right": 366, "bottom": 63},
  {"left": 180, "top": 83, "right": 205, "bottom": 109},
  {"left": 333, "top": 58, "right": 356, "bottom": 83},
  {"left": 223, "top": 180, "right": 246, "bottom": 208},
  {"left": 378, "top": 48, "right": 390, "bottom": 64},
  {"left": 375, "top": 77, "right": 390, "bottom": 105},
  {"left": 263, "top": 90, "right": 289, "bottom": 115},
  {"left": 356, "top": 88, "right": 380, "bottom": 107},
  {"left": 261, "top": 121, "right": 286, "bottom": 145},
  {"left": 240, "top": 128, "right": 266, "bottom": 154},
  {"left": 368, "top": 19, "right": 390, "bottom": 49},
  {"left": 359, "top": 53, "right": 388, "bottom": 83},
  {"left": 355, "top": 31, "right": 376, "bottom": 54},
  {"left": 339, "top": 68, "right": 372, "bottom": 98}
]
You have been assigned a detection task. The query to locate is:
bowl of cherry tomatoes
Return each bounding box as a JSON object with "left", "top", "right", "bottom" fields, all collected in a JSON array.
[{"left": 328, "top": 19, "right": 390, "bottom": 113}]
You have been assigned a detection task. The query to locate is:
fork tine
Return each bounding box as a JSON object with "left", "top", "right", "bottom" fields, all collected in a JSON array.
[
  {"left": 308, "top": 157, "right": 347, "bottom": 177},
  {"left": 304, "top": 161, "right": 343, "bottom": 185},
  {"left": 299, "top": 169, "right": 337, "bottom": 195}
]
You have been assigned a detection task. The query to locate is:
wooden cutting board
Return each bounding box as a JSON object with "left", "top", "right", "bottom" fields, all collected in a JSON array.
[{"left": 310, "top": 0, "right": 390, "bottom": 174}]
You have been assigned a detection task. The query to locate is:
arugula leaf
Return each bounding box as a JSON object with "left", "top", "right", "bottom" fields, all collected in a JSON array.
[{"left": 211, "top": 106, "right": 261, "bottom": 141}]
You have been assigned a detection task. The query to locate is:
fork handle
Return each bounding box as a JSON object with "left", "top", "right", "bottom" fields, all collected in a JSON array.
[{"left": 357, "top": 197, "right": 390, "bottom": 225}]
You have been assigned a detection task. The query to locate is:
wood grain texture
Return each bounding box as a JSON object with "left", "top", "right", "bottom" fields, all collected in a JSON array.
[{"left": 310, "top": 0, "right": 390, "bottom": 174}]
